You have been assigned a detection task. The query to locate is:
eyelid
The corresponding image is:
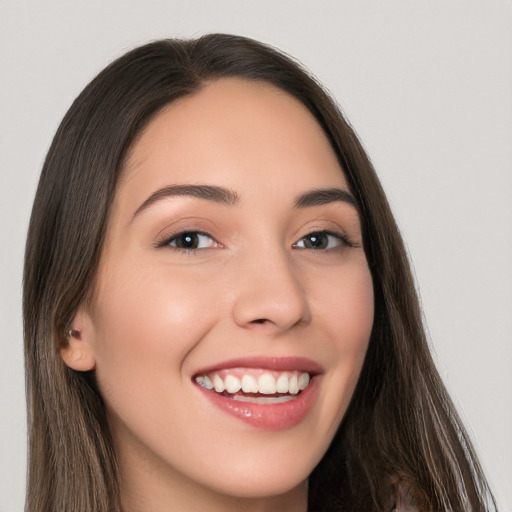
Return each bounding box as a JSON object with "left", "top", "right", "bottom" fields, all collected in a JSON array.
[
  {"left": 154, "top": 229, "right": 221, "bottom": 250},
  {"left": 293, "top": 229, "right": 357, "bottom": 250}
]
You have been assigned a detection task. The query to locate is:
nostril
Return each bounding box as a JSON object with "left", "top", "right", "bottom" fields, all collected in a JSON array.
[{"left": 252, "top": 319, "right": 267, "bottom": 324}]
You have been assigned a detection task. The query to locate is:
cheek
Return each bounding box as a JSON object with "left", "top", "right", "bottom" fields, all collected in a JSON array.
[
  {"left": 333, "top": 266, "right": 374, "bottom": 376},
  {"left": 89, "top": 266, "right": 221, "bottom": 401},
  {"left": 318, "top": 261, "right": 374, "bottom": 351},
  {"left": 314, "top": 263, "right": 374, "bottom": 429}
]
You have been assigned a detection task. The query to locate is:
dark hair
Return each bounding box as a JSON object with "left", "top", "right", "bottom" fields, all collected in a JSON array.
[{"left": 23, "top": 34, "right": 496, "bottom": 511}]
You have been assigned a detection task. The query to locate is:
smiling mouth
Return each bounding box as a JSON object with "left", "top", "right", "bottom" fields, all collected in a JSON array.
[{"left": 194, "top": 368, "right": 312, "bottom": 404}]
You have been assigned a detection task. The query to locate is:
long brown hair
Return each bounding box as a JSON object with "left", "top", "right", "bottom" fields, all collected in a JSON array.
[{"left": 23, "top": 34, "right": 497, "bottom": 511}]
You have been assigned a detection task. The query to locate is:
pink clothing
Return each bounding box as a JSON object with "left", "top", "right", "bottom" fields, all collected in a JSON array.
[{"left": 394, "top": 485, "right": 420, "bottom": 511}]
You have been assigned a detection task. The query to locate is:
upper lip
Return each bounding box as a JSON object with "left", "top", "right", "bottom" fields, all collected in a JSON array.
[{"left": 193, "top": 356, "right": 324, "bottom": 377}]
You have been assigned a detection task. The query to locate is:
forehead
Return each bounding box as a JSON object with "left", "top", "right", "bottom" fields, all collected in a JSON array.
[{"left": 119, "top": 78, "right": 347, "bottom": 206}]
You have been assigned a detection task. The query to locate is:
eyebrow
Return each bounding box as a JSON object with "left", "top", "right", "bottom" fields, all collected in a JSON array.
[
  {"left": 132, "top": 184, "right": 240, "bottom": 220},
  {"left": 132, "top": 184, "right": 357, "bottom": 221},
  {"left": 294, "top": 188, "right": 357, "bottom": 209}
]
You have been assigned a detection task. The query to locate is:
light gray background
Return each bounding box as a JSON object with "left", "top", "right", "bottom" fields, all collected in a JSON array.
[{"left": 1, "top": 1, "right": 511, "bottom": 511}]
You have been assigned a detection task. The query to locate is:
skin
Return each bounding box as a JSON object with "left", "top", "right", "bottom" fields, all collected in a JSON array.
[{"left": 62, "top": 78, "right": 375, "bottom": 512}]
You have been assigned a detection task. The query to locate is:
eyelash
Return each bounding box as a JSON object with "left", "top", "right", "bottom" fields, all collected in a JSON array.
[
  {"left": 155, "top": 230, "right": 221, "bottom": 252},
  {"left": 292, "top": 230, "right": 356, "bottom": 250},
  {"left": 155, "top": 229, "right": 356, "bottom": 253}
]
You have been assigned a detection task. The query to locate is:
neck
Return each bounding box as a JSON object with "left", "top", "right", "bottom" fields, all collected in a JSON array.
[
  {"left": 115, "top": 429, "right": 308, "bottom": 512},
  {"left": 120, "top": 470, "right": 308, "bottom": 512}
]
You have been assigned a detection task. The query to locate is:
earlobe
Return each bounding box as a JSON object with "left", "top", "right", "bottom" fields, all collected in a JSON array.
[{"left": 60, "top": 310, "right": 97, "bottom": 372}]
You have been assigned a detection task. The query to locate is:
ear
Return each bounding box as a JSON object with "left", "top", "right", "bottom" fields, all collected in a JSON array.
[{"left": 60, "top": 307, "right": 97, "bottom": 372}]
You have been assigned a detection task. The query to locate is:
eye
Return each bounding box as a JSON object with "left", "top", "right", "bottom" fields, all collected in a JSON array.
[
  {"left": 160, "top": 231, "right": 219, "bottom": 250},
  {"left": 293, "top": 231, "right": 352, "bottom": 250}
]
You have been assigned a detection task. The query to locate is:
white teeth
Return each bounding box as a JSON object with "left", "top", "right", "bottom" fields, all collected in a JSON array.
[
  {"left": 195, "top": 370, "right": 313, "bottom": 396},
  {"left": 241, "top": 374, "right": 259, "bottom": 393},
  {"left": 195, "top": 375, "right": 213, "bottom": 390},
  {"left": 258, "top": 373, "right": 276, "bottom": 394},
  {"left": 275, "top": 373, "right": 289, "bottom": 393},
  {"left": 298, "top": 372, "right": 310, "bottom": 390},
  {"left": 289, "top": 374, "right": 299, "bottom": 395},
  {"left": 224, "top": 375, "right": 241, "bottom": 393},
  {"left": 213, "top": 374, "right": 225, "bottom": 393}
]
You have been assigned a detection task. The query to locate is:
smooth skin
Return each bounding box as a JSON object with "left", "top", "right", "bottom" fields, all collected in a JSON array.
[{"left": 62, "top": 78, "right": 375, "bottom": 512}]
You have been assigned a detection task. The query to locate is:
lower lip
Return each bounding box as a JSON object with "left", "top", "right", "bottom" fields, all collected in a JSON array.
[{"left": 195, "top": 377, "right": 320, "bottom": 430}]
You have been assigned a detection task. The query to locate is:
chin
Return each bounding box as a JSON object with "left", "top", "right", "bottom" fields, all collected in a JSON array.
[{"left": 190, "top": 445, "right": 319, "bottom": 500}]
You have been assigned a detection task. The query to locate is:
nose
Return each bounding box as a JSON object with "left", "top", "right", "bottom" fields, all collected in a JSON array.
[{"left": 231, "top": 247, "right": 311, "bottom": 333}]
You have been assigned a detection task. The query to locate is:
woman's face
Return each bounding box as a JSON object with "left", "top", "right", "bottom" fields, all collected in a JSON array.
[{"left": 68, "top": 78, "right": 374, "bottom": 507}]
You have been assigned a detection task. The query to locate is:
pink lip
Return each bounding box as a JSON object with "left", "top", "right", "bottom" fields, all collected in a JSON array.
[
  {"left": 194, "top": 356, "right": 324, "bottom": 375},
  {"left": 193, "top": 356, "right": 323, "bottom": 430}
]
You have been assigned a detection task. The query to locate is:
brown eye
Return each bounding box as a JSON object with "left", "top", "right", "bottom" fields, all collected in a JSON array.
[
  {"left": 301, "top": 232, "right": 329, "bottom": 249},
  {"left": 164, "top": 231, "right": 218, "bottom": 250},
  {"left": 293, "top": 231, "right": 351, "bottom": 250}
]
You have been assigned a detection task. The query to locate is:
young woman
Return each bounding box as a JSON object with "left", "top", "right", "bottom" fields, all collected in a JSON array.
[{"left": 23, "top": 34, "right": 497, "bottom": 512}]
